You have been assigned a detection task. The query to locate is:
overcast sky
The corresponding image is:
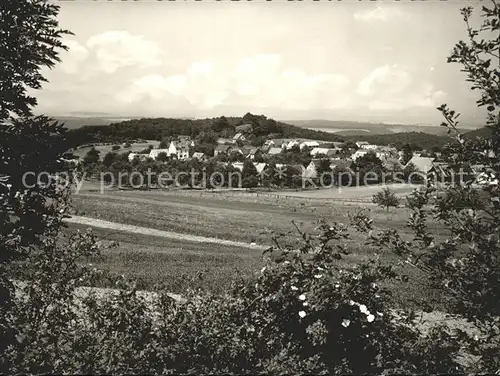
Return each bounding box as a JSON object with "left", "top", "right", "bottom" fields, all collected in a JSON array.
[{"left": 36, "top": 0, "right": 486, "bottom": 126}]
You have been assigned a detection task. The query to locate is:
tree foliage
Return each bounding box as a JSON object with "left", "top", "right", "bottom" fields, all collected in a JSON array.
[
  {"left": 0, "top": 0, "right": 72, "bottom": 371},
  {"left": 372, "top": 188, "right": 400, "bottom": 211}
]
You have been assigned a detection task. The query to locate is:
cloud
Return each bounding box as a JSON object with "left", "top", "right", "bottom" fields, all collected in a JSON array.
[
  {"left": 353, "top": 7, "right": 409, "bottom": 22},
  {"left": 230, "top": 54, "right": 350, "bottom": 111},
  {"left": 357, "top": 65, "right": 446, "bottom": 111},
  {"left": 86, "top": 31, "right": 164, "bottom": 73},
  {"left": 115, "top": 63, "right": 227, "bottom": 110},
  {"left": 187, "top": 61, "right": 214, "bottom": 77},
  {"left": 58, "top": 39, "right": 89, "bottom": 74},
  {"left": 357, "top": 64, "right": 412, "bottom": 97},
  {"left": 232, "top": 54, "right": 282, "bottom": 92},
  {"left": 114, "top": 53, "right": 351, "bottom": 113}
]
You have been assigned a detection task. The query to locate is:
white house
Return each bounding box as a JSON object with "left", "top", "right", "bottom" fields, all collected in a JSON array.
[
  {"left": 192, "top": 152, "right": 207, "bottom": 161},
  {"left": 351, "top": 150, "right": 369, "bottom": 161},
  {"left": 300, "top": 141, "right": 320, "bottom": 150},
  {"left": 230, "top": 162, "right": 267, "bottom": 174},
  {"left": 310, "top": 147, "right": 342, "bottom": 158},
  {"left": 267, "top": 147, "right": 283, "bottom": 155},
  {"left": 263, "top": 140, "right": 275, "bottom": 147},
  {"left": 405, "top": 156, "right": 435, "bottom": 174},
  {"left": 233, "top": 132, "right": 246, "bottom": 142},
  {"left": 217, "top": 138, "right": 236, "bottom": 145},
  {"left": 356, "top": 141, "right": 377, "bottom": 150},
  {"left": 149, "top": 149, "right": 170, "bottom": 160},
  {"left": 148, "top": 139, "right": 191, "bottom": 161},
  {"left": 168, "top": 140, "right": 191, "bottom": 160},
  {"left": 284, "top": 140, "right": 300, "bottom": 150}
]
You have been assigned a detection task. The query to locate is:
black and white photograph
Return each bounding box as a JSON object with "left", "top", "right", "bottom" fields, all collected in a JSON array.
[{"left": 1, "top": 0, "right": 499, "bottom": 373}]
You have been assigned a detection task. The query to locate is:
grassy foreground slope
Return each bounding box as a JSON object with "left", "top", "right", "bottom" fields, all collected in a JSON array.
[{"left": 68, "top": 187, "right": 451, "bottom": 309}]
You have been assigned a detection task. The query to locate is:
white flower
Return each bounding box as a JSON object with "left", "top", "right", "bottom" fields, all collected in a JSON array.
[
  {"left": 314, "top": 274, "right": 323, "bottom": 279},
  {"left": 359, "top": 304, "right": 368, "bottom": 314},
  {"left": 474, "top": 335, "right": 479, "bottom": 341},
  {"left": 298, "top": 294, "right": 306, "bottom": 301},
  {"left": 335, "top": 284, "right": 340, "bottom": 288},
  {"left": 317, "top": 266, "right": 324, "bottom": 271},
  {"left": 298, "top": 310, "right": 306, "bottom": 318},
  {"left": 291, "top": 285, "right": 298, "bottom": 291},
  {"left": 302, "top": 302, "right": 309, "bottom": 306},
  {"left": 367, "top": 314, "right": 375, "bottom": 323},
  {"left": 348, "top": 300, "right": 355, "bottom": 306},
  {"left": 341, "top": 319, "right": 350, "bottom": 328},
  {"left": 376, "top": 312, "right": 383, "bottom": 317},
  {"left": 329, "top": 227, "right": 334, "bottom": 231}
]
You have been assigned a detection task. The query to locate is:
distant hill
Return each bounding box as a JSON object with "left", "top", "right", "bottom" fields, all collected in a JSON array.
[
  {"left": 464, "top": 126, "right": 492, "bottom": 140},
  {"left": 45, "top": 116, "right": 136, "bottom": 129},
  {"left": 285, "top": 119, "right": 477, "bottom": 137},
  {"left": 343, "top": 131, "right": 455, "bottom": 150},
  {"left": 65, "top": 113, "right": 344, "bottom": 147}
]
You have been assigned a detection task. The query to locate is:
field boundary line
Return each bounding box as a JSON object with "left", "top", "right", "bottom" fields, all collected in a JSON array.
[{"left": 64, "top": 215, "right": 267, "bottom": 251}]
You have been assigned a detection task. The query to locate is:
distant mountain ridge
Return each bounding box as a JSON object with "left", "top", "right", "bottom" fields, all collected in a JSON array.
[
  {"left": 50, "top": 115, "right": 482, "bottom": 136},
  {"left": 284, "top": 119, "right": 480, "bottom": 137}
]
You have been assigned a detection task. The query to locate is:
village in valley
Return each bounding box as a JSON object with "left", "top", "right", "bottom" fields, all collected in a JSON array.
[{"left": 69, "top": 117, "right": 492, "bottom": 192}]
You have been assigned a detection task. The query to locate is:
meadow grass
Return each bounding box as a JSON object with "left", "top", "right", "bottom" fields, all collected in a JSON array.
[
  {"left": 71, "top": 188, "right": 448, "bottom": 245},
  {"left": 72, "top": 140, "right": 160, "bottom": 160},
  {"left": 67, "top": 188, "right": 450, "bottom": 310}
]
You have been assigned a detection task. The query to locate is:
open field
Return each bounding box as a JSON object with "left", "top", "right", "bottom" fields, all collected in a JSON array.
[
  {"left": 63, "top": 224, "right": 264, "bottom": 293},
  {"left": 64, "top": 221, "right": 445, "bottom": 310},
  {"left": 67, "top": 184, "right": 452, "bottom": 309},
  {"left": 72, "top": 140, "right": 160, "bottom": 160},
  {"left": 71, "top": 188, "right": 438, "bottom": 246},
  {"left": 66, "top": 215, "right": 267, "bottom": 250},
  {"left": 268, "top": 183, "right": 421, "bottom": 200}
]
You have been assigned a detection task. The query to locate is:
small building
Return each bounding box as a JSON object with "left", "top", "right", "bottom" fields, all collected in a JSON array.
[
  {"left": 235, "top": 123, "right": 253, "bottom": 134},
  {"left": 246, "top": 147, "right": 263, "bottom": 160},
  {"left": 149, "top": 148, "right": 170, "bottom": 160},
  {"left": 214, "top": 144, "right": 235, "bottom": 156},
  {"left": 169, "top": 139, "right": 191, "bottom": 160},
  {"left": 405, "top": 156, "right": 435, "bottom": 174},
  {"left": 217, "top": 138, "right": 236, "bottom": 145},
  {"left": 383, "top": 158, "right": 404, "bottom": 172},
  {"left": 233, "top": 132, "right": 246, "bottom": 142},
  {"left": 284, "top": 140, "right": 300, "bottom": 150},
  {"left": 329, "top": 158, "right": 353, "bottom": 172},
  {"left": 356, "top": 141, "right": 378, "bottom": 150},
  {"left": 351, "top": 150, "right": 369, "bottom": 161},
  {"left": 310, "top": 147, "right": 342, "bottom": 158},
  {"left": 192, "top": 152, "right": 207, "bottom": 161},
  {"left": 304, "top": 160, "right": 322, "bottom": 179},
  {"left": 254, "top": 162, "right": 267, "bottom": 175},
  {"left": 267, "top": 147, "right": 283, "bottom": 156},
  {"left": 230, "top": 162, "right": 266, "bottom": 174},
  {"left": 300, "top": 141, "right": 320, "bottom": 150},
  {"left": 263, "top": 139, "right": 275, "bottom": 147}
]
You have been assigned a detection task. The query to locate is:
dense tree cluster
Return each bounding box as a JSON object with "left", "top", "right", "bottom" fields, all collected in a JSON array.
[
  {"left": 344, "top": 131, "right": 456, "bottom": 150},
  {"left": 66, "top": 113, "right": 344, "bottom": 148}
]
